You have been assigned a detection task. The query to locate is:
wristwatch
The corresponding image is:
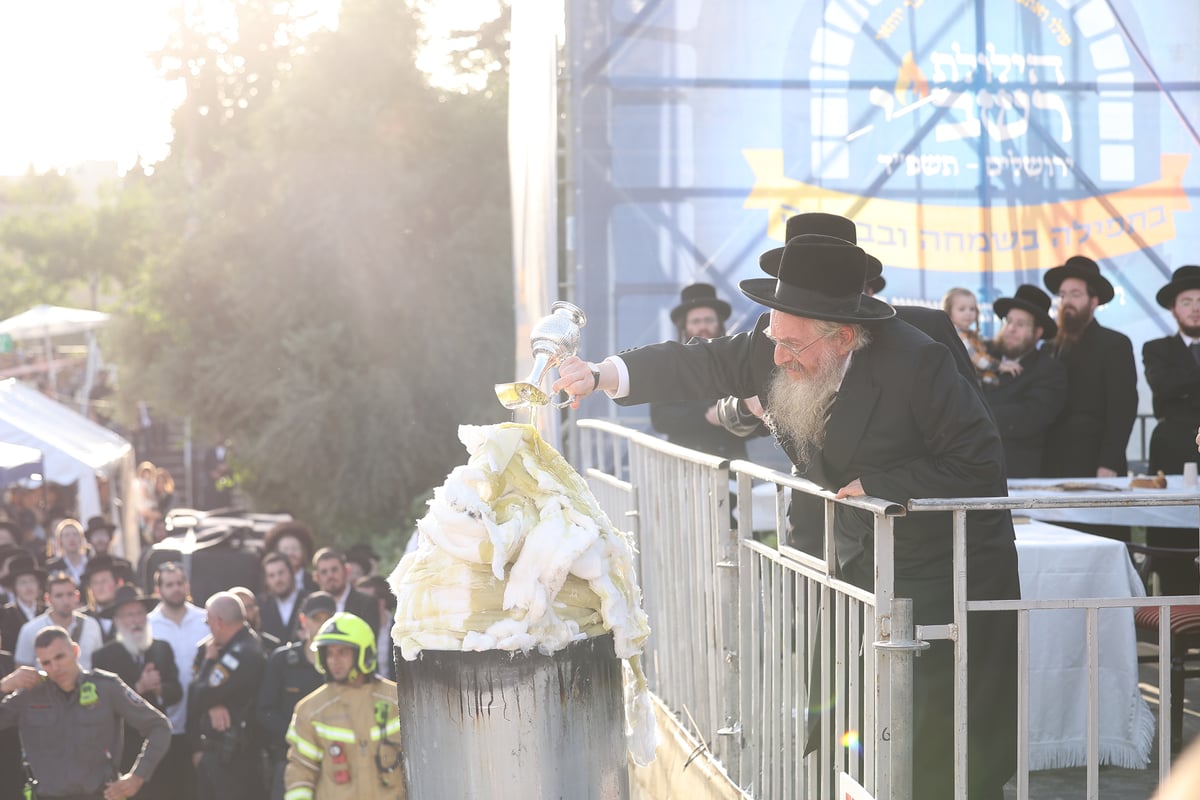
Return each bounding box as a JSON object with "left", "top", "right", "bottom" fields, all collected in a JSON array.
[{"left": 587, "top": 362, "right": 601, "bottom": 391}]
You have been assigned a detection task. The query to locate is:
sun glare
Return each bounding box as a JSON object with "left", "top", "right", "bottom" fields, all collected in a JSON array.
[{"left": 414, "top": 0, "right": 505, "bottom": 91}]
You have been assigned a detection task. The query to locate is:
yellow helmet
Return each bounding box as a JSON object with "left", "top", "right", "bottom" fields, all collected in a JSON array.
[{"left": 311, "top": 612, "right": 377, "bottom": 680}]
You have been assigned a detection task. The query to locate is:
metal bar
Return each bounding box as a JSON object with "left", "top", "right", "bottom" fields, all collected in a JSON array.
[
  {"left": 953, "top": 509, "right": 969, "bottom": 800},
  {"left": 1016, "top": 609, "right": 1030, "bottom": 800},
  {"left": 909, "top": 492, "right": 1200, "bottom": 511},
  {"left": 1086, "top": 607, "right": 1100, "bottom": 800}
]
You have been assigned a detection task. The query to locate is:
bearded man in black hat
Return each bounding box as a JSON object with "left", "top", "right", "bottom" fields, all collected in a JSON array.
[
  {"left": 1140, "top": 265, "right": 1200, "bottom": 593},
  {"left": 1042, "top": 255, "right": 1137, "bottom": 478},
  {"left": 553, "top": 227, "right": 1019, "bottom": 800},
  {"left": 648, "top": 283, "right": 762, "bottom": 459},
  {"left": 982, "top": 285, "right": 1067, "bottom": 478}
]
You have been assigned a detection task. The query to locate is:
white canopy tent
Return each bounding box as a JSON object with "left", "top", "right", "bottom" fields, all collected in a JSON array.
[
  {"left": 0, "top": 379, "right": 137, "bottom": 558},
  {"left": 0, "top": 441, "right": 43, "bottom": 486},
  {"left": 0, "top": 304, "right": 112, "bottom": 401}
]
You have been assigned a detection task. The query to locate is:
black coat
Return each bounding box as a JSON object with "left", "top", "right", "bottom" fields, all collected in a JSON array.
[
  {"left": 614, "top": 310, "right": 1018, "bottom": 798},
  {"left": 92, "top": 638, "right": 183, "bottom": 787},
  {"left": 258, "top": 590, "right": 306, "bottom": 646},
  {"left": 255, "top": 642, "right": 323, "bottom": 759},
  {"left": 1143, "top": 334, "right": 1200, "bottom": 472},
  {"left": 0, "top": 602, "right": 41, "bottom": 665},
  {"left": 650, "top": 400, "right": 753, "bottom": 459},
  {"left": 1043, "top": 320, "right": 1138, "bottom": 476},
  {"left": 983, "top": 345, "right": 1068, "bottom": 478},
  {"left": 342, "top": 588, "right": 381, "bottom": 632}
]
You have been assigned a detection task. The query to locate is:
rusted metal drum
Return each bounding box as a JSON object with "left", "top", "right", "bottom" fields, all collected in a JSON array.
[{"left": 394, "top": 634, "right": 628, "bottom": 799}]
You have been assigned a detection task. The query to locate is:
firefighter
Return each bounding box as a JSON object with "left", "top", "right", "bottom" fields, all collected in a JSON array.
[{"left": 284, "top": 612, "right": 403, "bottom": 799}]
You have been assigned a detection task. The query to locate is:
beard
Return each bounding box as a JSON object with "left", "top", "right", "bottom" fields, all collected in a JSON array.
[
  {"left": 1054, "top": 305, "right": 1091, "bottom": 351},
  {"left": 1179, "top": 323, "right": 1200, "bottom": 339},
  {"left": 116, "top": 622, "right": 153, "bottom": 658},
  {"left": 994, "top": 333, "right": 1032, "bottom": 360},
  {"left": 763, "top": 347, "right": 846, "bottom": 467}
]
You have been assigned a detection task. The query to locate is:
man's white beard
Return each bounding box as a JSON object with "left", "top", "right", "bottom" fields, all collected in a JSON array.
[
  {"left": 764, "top": 347, "right": 846, "bottom": 467},
  {"left": 117, "top": 623, "right": 153, "bottom": 658}
]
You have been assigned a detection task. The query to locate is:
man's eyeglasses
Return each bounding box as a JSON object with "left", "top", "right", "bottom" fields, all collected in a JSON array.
[{"left": 763, "top": 329, "right": 825, "bottom": 360}]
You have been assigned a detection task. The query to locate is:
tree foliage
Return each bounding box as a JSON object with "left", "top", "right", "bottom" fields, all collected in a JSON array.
[{"left": 117, "top": 0, "right": 514, "bottom": 543}]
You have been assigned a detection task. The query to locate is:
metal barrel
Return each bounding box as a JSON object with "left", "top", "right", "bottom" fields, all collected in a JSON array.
[{"left": 394, "top": 633, "right": 629, "bottom": 799}]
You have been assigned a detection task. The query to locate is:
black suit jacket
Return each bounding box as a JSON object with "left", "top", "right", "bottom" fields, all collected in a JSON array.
[
  {"left": 616, "top": 313, "right": 1018, "bottom": 594},
  {"left": 0, "top": 602, "right": 41, "bottom": 660},
  {"left": 343, "top": 588, "right": 381, "bottom": 632},
  {"left": 259, "top": 590, "right": 306, "bottom": 645},
  {"left": 983, "top": 345, "right": 1067, "bottom": 478},
  {"left": 1144, "top": 333, "right": 1200, "bottom": 472},
  {"left": 650, "top": 400, "right": 753, "bottom": 459},
  {"left": 92, "top": 638, "right": 183, "bottom": 772},
  {"left": 1043, "top": 320, "right": 1138, "bottom": 476}
]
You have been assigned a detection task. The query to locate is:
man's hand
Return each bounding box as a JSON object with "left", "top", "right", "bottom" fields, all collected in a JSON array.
[
  {"left": 552, "top": 356, "right": 607, "bottom": 409},
  {"left": 136, "top": 663, "right": 161, "bottom": 695},
  {"left": 208, "top": 705, "right": 232, "bottom": 731},
  {"left": 204, "top": 639, "right": 220, "bottom": 662},
  {"left": 103, "top": 773, "right": 145, "bottom": 800},
  {"left": 704, "top": 404, "right": 720, "bottom": 426},
  {"left": 996, "top": 358, "right": 1023, "bottom": 377},
  {"left": 0, "top": 666, "right": 41, "bottom": 694},
  {"left": 1097, "top": 467, "right": 1118, "bottom": 478},
  {"left": 836, "top": 479, "right": 865, "bottom": 499},
  {"left": 743, "top": 396, "right": 764, "bottom": 417}
]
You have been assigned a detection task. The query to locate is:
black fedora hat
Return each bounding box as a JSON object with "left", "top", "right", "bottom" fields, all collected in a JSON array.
[
  {"left": 100, "top": 583, "right": 157, "bottom": 618},
  {"left": 1043, "top": 255, "right": 1114, "bottom": 305},
  {"left": 993, "top": 285, "right": 1058, "bottom": 340},
  {"left": 1155, "top": 265, "right": 1200, "bottom": 309},
  {"left": 669, "top": 283, "right": 732, "bottom": 327},
  {"left": 740, "top": 234, "right": 895, "bottom": 323},
  {"left": 0, "top": 554, "right": 45, "bottom": 589},
  {"left": 85, "top": 516, "right": 116, "bottom": 539},
  {"left": 759, "top": 212, "right": 859, "bottom": 276}
]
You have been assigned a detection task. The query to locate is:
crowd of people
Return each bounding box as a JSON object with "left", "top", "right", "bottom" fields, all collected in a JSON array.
[{"left": 0, "top": 514, "right": 402, "bottom": 800}]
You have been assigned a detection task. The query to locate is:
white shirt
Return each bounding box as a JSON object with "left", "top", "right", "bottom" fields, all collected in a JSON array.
[
  {"left": 334, "top": 584, "right": 351, "bottom": 612},
  {"left": 149, "top": 602, "right": 209, "bottom": 733},
  {"left": 273, "top": 586, "right": 301, "bottom": 630},
  {"left": 14, "top": 611, "right": 103, "bottom": 670}
]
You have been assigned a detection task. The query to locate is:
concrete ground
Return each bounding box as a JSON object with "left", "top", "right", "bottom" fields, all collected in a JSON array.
[{"left": 1005, "top": 647, "right": 1198, "bottom": 799}]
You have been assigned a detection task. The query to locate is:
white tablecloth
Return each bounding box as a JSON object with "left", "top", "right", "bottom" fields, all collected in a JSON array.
[
  {"left": 1015, "top": 520, "right": 1155, "bottom": 771},
  {"left": 1009, "top": 476, "right": 1200, "bottom": 529}
]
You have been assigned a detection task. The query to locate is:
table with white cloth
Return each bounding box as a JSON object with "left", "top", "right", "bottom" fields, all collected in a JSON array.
[
  {"left": 1008, "top": 475, "right": 1200, "bottom": 529},
  {"left": 1014, "top": 519, "right": 1155, "bottom": 771}
]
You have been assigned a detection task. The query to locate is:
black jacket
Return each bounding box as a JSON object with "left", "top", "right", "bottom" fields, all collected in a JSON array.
[
  {"left": 1144, "top": 333, "right": 1200, "bottom": 472},
  {"left": 983, "top": 345, "right": 1068, "bottom": 478},
  {"left": 255, "top": 641, "right": 323, "bottom": 759},
  {"left": 650, "top": 400, "right": 754, "bottom": 459},
  {"left": 259, "top": 590, "right": 306, "bottom": 646},
  {"left": 187, "top": 626, "right": 266, "bottom": 751},
  {"left": 1043, "top": 320, "right": 1138, "bottom": 476},
  {"left": 92, "top": 638, "right": 183, "bottom": 782},
  {"left": 342, "top": 588, "right": 380, "bottom": 632}
]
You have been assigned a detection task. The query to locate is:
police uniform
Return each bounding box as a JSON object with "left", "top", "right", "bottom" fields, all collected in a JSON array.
[
  {"left": 284, "top": 678, "right": 404, "bottom": 800},
  {"left": 188, "top": 625, "right": 266, "bottom": 800},
  {"left": 0, "top": 668, "right": 171, "bottom": 800},
  {"left": 256, "top": 641, "right": 322, "bottom": 799}
]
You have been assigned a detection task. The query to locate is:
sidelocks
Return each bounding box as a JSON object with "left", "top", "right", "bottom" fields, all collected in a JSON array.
[{"left": 494, "top": 301, "right": 587, "bottom": 412}]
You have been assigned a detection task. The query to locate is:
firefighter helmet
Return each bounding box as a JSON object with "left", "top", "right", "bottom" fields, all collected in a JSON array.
[{"left": 311, "top": 612, "right": 377, "bottom": 680}]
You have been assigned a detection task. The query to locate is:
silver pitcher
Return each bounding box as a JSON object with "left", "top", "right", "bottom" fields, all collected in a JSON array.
[{"left": 495, "top": 301, "right": 587, "bottom": 409}]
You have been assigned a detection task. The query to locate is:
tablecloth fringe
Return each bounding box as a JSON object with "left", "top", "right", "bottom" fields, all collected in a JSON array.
[{"left": 1029, "top": 696, "right": 1156, "bottom": 772}]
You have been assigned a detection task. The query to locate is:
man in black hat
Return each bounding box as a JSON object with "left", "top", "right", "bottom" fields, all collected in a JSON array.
[
  {"left": 93, "top": 584, "right": 182, "bottom": 799},
  {"left": 554, "top": 225, "right": 1019, "bottom": 800},
  {"left": 648, "top": 283, "right": 761, "bottom": 459},
  {"left": 1141, "top": 265, "right": 1200, "bottom": 593},
  {"left": 0, "top": 556, "right": 44, "bottom": 665},
  {"left": 1042, "top": 255, "right": 1138, "bottom": 478},
  {"left": 982, "top": 285, "right": 1067, "bottom": 478}
]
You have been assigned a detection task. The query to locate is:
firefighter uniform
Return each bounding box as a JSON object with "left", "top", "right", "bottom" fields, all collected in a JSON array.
[
  {"left": 0, "top": 668, "right": 171, "bottom": 799},
  {"left": 189, "top": 625, "right": 266, "bottom": 800},
  {"left": 284, "top": 678, "right": 403, "bottom": 800}
]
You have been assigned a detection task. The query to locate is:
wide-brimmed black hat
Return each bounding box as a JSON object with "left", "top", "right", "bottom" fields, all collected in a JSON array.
[
  {"left": 1155, "top": 265, "right": 1200, "bottom": 309},
  {"left": 759, "top": 212, "right": 860, "bottom": 276},
  {"left": 85, "top": 516, "right": 116, "bottom": 540},
  {"left": 865, "top": 274, "right": 886, "bottom": 294},
  {"left": 100, "top": 583, "right": 157, "bottom": 618},
  {"left": 81, "top": 554, "right": 136, "bottom": 587},
  {"left": 740, "top": 234, "right": 895, "bottom": 323},
  {"left": 1043, "top": 255, "right": 1114, "bottom": 305},
  {"left": 669, "top": 283, "right": 732, "bottom": 327},
  {"left": 993, "top": 284, "right": 1058, "bottom": 340},
  {"left": 0, "top": 554, "right": 45, "bottom": 589}
]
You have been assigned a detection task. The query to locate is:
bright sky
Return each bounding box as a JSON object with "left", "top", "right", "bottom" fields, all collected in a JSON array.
[{"left": 0, "top": 0, "right": 501, "bottom": 177}]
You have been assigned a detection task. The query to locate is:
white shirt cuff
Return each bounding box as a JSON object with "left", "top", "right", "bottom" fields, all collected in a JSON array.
[{"left": 604, "top": 356, "right": 630, "bottom": 399}]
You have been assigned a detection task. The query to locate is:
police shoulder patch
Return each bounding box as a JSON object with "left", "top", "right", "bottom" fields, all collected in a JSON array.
[
  {"left": 220, "top": 652, "right": 241, "bottom": 671},
  {"left": 209, "top": 665, "right": 229, "bottom": 687},
  {"left": 125, "top": 686, "right": 146, "bottom": 705}
]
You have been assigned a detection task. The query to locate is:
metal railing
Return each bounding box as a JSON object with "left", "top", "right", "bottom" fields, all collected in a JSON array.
[{"left": 576, "top": 418, "right": 1200, "bottom": 800}]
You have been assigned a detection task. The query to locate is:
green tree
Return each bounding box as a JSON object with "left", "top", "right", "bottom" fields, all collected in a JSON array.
[{"left": 118, "top": 0, "right": 513, "bottom": 542}]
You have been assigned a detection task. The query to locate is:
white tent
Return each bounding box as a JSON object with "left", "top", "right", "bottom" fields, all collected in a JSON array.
[
  {"left": 0, "top": 441, "right": 43, "bottom": 486},
  {"left": 0, "top": 304, "right": 112, "bottom": 399},
  {"left": 0, "top": 379, "right": 137, "bottom": 557}
]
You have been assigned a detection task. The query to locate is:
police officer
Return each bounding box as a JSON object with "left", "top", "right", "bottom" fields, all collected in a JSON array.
[
  {"left": 0, "top": 625, "right": 171, "bottom": 800},
  {"left": 285, "top": 613, "right": 403, "bottom": 800},
  {"left": 189, "top": 592, "right": 266, "bottom": 800},
  {"left": 256, "top": 592, "right": 335, "bottom": 800}
]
